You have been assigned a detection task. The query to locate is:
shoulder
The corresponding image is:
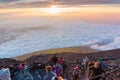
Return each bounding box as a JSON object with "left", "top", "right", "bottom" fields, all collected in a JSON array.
[
  {"left": 50, "top": 72, "right": 56, "bottom": 76},
  {"left": 46, "top": 72, "right": 56, "bottom": 77}
]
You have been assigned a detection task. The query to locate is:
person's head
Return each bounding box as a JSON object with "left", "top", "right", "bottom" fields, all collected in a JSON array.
[
  {"left": 54, "top": 53, "right": 57, "bottom": 56},
  {"left": 60, "top": 57, "right": 63, "bottom": 59},
  {"left": 46, "top": 66, "right": 52, "bottom": 73},
  {"left": 76, "top": 59, "right": 80, "bottom": 62},
  {"left": 3, "top": 65, "right": 8, "bottom": 69},
  {"left": 23, "top": 61, "right": 27, "bottom": 65},
  {"left": 22, "top": 63, "right": 25, "bottom": 66},
  {"left": 0, "top": 66, "right": 4, "bottom": 70},
  {"left": 74, "top": 65, "right": 80, "bottom": 70},
  {"left": 94, "top": 62, "right": 100, "bottom": 69}
]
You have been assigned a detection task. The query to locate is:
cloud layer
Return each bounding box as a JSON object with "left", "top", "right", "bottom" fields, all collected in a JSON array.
[
  {"left": 0, "top": 17, "right": 120, "bottom": 58},
  {"left": 0, "top": 0, "right": 120, "bottom": 8}
]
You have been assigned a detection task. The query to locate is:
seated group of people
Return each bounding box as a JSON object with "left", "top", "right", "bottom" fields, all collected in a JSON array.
[
  {"left": 72, "top": 56, "right": 120, "bottom": 80},
  {"left": 0, "top": 54, "right": 66, "bottom": 80},
  {"left": 0, "top": 54, "right": 119, "bottom": 80}
]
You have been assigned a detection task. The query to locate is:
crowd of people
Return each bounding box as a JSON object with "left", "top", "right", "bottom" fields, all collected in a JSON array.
[
  {"left": 0, "top": 54, "right": 120, "bottom": 80},
  {"left": 71, "top": 56, "right": 120, "bottom": 80}
]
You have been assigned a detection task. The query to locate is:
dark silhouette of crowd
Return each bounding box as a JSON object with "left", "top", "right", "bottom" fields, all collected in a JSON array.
[{"left": 0, "top": 54, "right": 120, "bottom": 80}]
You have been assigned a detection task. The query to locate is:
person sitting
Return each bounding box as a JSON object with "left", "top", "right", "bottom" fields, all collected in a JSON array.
[
  {"left": 55, "top": 62, "right": 63, "bottom": 76},
  {"left": 58, "top": 57, "right": 64, "bottom": 65},
  {"left": 0, "top": 66, "right": 11, "bottom": 80},
  {"left": 51, "top": 54, "right": 58, "bottom": 65},
  {"left": 72, "top": 65, "right": 81, "bottom": 80},
  {"left": 91, "top": 62, "right": 105, "bottom": 80},
  {"left": 44, "top": 66, "right": 57, "bottom": 80}
]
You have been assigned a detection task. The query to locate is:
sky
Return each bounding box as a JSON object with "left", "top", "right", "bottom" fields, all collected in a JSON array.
[
  {"left": 0, "top": 0, "right": 120, "bottom": 25},
  {"left": 0, "top": 0, "right": 120, "bottom": 8}
]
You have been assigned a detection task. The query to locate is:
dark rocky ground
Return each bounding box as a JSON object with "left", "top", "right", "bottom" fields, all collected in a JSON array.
[{"left": 0, "top": 48, "right": 120, "bottom": 68}]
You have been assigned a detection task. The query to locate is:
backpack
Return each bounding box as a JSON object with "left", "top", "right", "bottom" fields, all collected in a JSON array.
[{"left": 55, "top": 66, "right": 61, "bottom": 76}]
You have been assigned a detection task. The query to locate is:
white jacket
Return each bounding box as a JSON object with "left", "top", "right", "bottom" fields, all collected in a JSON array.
[{"left": 0, "top": 68, "right": 11, "bottom": 80}]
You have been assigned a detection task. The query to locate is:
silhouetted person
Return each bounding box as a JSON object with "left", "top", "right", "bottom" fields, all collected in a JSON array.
[
  {"left": 51, "top": 54, "right": 58, "bottom": 65},
  {"left": 91, "top": 62, "right": 105, "bottom": 80},
  {"left": 44, "top": 66, "right": 56, "bottom": 80}
]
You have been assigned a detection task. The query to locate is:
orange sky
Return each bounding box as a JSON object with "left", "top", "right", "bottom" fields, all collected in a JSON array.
[{"left": 0, "top": 5, "right": 120, "bottom": 24}]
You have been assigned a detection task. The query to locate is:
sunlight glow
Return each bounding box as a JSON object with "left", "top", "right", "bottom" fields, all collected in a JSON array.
[{"left": 45, "top": 6, "right": 61, "bottom": 14}]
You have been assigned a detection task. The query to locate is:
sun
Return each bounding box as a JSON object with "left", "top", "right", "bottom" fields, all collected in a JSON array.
[{"left": 45, "top": 5, "right": 60, "bottom": 14}]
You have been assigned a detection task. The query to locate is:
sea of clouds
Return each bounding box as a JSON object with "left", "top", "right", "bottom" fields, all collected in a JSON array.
[{"left": 0, "top": 16, "right": 120, "bottom": 58}]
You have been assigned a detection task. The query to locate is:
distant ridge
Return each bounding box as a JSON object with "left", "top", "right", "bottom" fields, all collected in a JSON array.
[
  {"left": 23, "top": 48, "right": 120, "bottom": 64},
  {"left": 14, "top": 47, "right": 120, "bottom": 61},
  {"left": 14, "top": 46, "right": 98, "bottom": 61}
]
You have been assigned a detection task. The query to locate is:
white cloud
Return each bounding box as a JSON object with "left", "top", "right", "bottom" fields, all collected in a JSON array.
[{"left": 0, "top": 17, "right": 120, "bottom": 58}]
